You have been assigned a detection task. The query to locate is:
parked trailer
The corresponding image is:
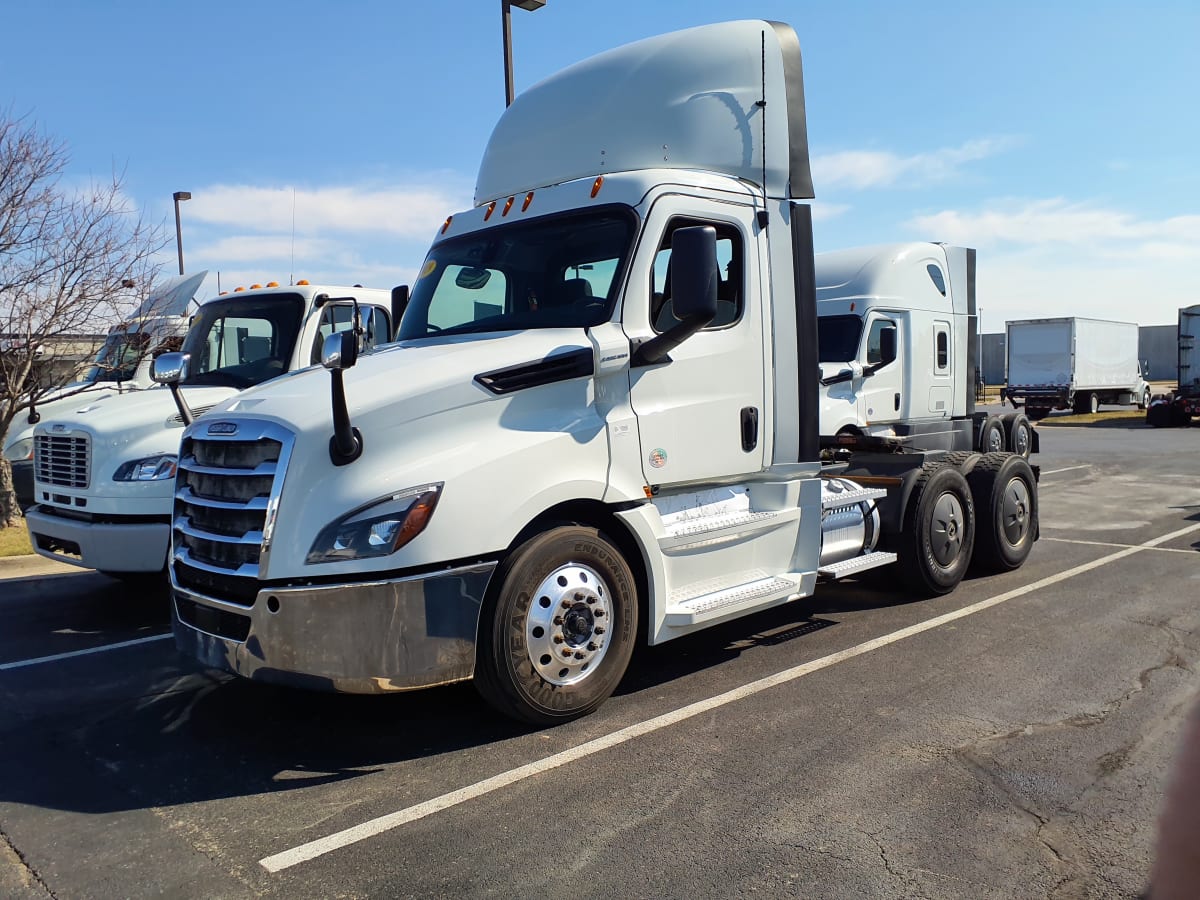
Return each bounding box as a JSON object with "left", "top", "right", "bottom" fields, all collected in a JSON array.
[
  {"left": 1147, "top": 304, "right": 1200, "bottom": 427},
  {"left": 1005, "top": 317, "right": 1149, "bottom": 419}
]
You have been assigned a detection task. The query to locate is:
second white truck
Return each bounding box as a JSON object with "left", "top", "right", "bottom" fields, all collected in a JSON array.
[
  {"left": 1004, "top": 317, "right": 1150, "bottom": 419},
  {"left": 26, "top": 281, "right": 399, "bottom": 576},
  {"left": 816, "top": 242, "right": 1036, "bottom": 458}
]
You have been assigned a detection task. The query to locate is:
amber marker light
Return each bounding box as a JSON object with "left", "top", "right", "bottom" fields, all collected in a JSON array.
[
  {"left": 297, "top": 279, "right": 310, "bottom": 285},
  {"left": 484, "top": 201, "right": 497, "bottom": 221},
  {"left": 266, "top": 281, "right": 279, "bottom": 287},
  {"left": 591, "top": 176, "right": 604, "bottom": 198},
  {"left": 502, "top": 196, "right": 515, "bottom": 216},
  {"left": 233, "top": 286, "right": 245, "bottom": 292},
  {"left": 441, "top": 215, "right": 454, "bottom": 234},
  {"left": 522, "top": 192, "right": 534, "bottom": 212}
]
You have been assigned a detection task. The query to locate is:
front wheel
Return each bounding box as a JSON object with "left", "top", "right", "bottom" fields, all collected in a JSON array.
[
  {"left": 966, "top": 453, "right": 1038, "bottom": 573},
  {"left": 475, "top": 525, "right": 638, "bottom": 725},
  {"left": 897, "top": 463, "right": 975, "bottom": 596},
  {"left": 1138, "top": 387, "right": 1151, "bottom": 410}
]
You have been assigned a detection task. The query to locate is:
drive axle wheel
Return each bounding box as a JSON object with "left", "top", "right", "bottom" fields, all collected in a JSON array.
[
  {"left": 475, "top": 525, "right": 637, "bottom": 725},
  {"left": 967, "top": 453, "right": 1037, "bottom": 572},
  {"left": 978, "top": 415, "right": 1006, "bottom": 453},
  {"left": 898, "top": 463, "right": 975, "bottom": 596}
]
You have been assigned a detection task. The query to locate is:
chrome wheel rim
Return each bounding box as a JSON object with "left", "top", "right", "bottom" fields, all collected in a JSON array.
[{"left": 525, "top": 563, "right": 612, "bottom": 686}]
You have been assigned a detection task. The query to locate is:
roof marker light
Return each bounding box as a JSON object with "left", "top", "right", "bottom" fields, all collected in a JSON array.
[
  {"left": 502, "top": 196, "right": 514, "bottom": 216},
  {"left": 233, "top": 286, "right": 245, "bottom": 292},
  {"left": 266, "top": 281, "right": 279, "bottom": 288},
  {"left": 522, "top": 192, "right": 534, "bottom": 212},
  {"left": 250, "top": 283, "right": 263, "bottom": 290},
  {"left": 484, "top": 201, "right": 496, "bottom": 221},
  {"left": 297, "top": 279, "right": 310, "bottom": 285},
  {"left": 441, "top": 215, "right": 453, "bottom": 234},
  {"left": 591, "top": 176, "right": 604, "bottom": 198}
]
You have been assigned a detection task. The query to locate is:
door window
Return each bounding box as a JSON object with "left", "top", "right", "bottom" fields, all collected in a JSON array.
[{"left": 651, "top": 219, "right": 744, "bottom": 332}]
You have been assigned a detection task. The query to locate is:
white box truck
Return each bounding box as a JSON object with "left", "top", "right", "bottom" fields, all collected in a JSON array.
[
  {"left": 155, "top": 20, "right": 1040, "bottom": 724},
  {"left": 3, "top": 271, "right": 207, "bottom": 509},
  {"left": 25, "top": 281, "right": 400, "bottom": 576},
  {"left": 1004, "top": 317, "right": 1149, "bottom": 419}
]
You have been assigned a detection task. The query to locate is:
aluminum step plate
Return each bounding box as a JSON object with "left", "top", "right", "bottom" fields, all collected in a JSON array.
[
  {"left": 665, "top": 575, "right": 803, "bottom": 625},
  {"left": 818, "top": 551, "right": 897, "bottom": 580}
]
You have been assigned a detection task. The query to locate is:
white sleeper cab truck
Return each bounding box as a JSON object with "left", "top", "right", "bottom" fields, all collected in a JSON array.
[
  {"left": 25, "top": 281, "right": 398, "bottom": 577},
  {"left": 158, "top": 21, "right": 1039, "bottom": 725},
  {"left": 815, "top": 243, "right": 1036, "bottom": 458},
  {"left": 1004, "top": 317, "right": 1149, "bottom": 419},
  {"left": 4, "top": 270, "right": 206, "bottom": 509},
  {"left": 1148, "top": 304, "right": 1200, "bottom": 427}
]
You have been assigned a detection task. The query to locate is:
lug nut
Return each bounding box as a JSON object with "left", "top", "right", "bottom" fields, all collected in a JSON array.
[
  {"left": 587, "top": 642, "right": 597, "bottom": 651},
  {"left": 562, "top": 599, "right": 572, "bottom": 609},
  {"left": 574, "top": 592, "right": 585, "bottom": 601},
  {"left": 553, "top": 634, "right": 564, "bottom": 644},
  {"left": 562, "top": 648, "right": 573, "bottom": 658},
  {"left": 594, "top": 626, "right": 605, "bottom": 635},
  {"left": 574, "top": 651, "right": 585, "bottom": 659},
  {"left": 586, "top": 596, "right": 596, "bottom": 605},
  {"left": 594, "top": 609, "right": 605, "bottom": 618},
  {"left": 553, "top": 616, "right": 564, "bottom": 625}
]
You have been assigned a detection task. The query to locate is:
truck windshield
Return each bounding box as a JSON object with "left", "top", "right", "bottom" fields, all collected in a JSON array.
[
  {"left": 817, "top": 315, "right": 864, "bottom": 362},
  {"left": 399, "top": 207, "right": 635, "bottom": 340},
  {"left": 180, "top": 295, "right": 305, "bottom": 389},
  {"left": 83, "top": 331, "right": 152, "bottom": 383}
]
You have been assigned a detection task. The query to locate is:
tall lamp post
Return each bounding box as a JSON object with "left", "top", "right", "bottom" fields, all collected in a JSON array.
[
  {"left": 173, "top": 191, "right": 191, "bottom": 275},
  {"left": 502, "top": 0, "right": 546, "bottom": 107}
]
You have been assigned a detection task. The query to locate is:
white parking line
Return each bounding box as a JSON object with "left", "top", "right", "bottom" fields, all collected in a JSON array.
[
  {"left": 1043, "top": 537, "right": 1197, "bottom": 554},
  {"left": 0, "top": 634, "right": 172, "bottom": 671},
  {"left": 258, "top": 519, "right": 1200, "bottom": 873},
  {"left": 1039, "top": 464, "right": 1092, "bottom": 476}
]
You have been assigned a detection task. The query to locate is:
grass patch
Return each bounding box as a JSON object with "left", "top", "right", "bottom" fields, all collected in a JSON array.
[
  {"left": 1036, "top": 409, "right": 1147, "bottom": 428},
  {"left": 0, "top": 523, "right": 33, "bottom": 557}
]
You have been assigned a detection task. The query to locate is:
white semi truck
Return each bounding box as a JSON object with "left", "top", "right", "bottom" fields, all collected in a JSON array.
[
  {"left": 156, "top": 20, "right": 1039, "bottom": 725},
  {"left": 4, "top": 271, "right": 207, "bottom": 509},
  {"left": 25, "top": 281, "right": 399, "bottom": 576},
  {"left": 1004, "top": 317, "right": 1150, "bottom": 419},
  {"left": 816, "top": 242, "right": 1035, "bottom": 458}
]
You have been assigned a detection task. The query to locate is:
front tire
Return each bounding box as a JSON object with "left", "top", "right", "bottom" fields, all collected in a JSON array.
[
  {"left": 897, "top": 463, "right": 975, "bottom": 596},
  {"left": 966, "top": 453, "right": 1038, "bottom": 573},
  {"left": 475, "top": 525, "right": 637, "bottom": 725},
  {"left": 1138, "top": 387, "right": 1151, "bottom": 410}
]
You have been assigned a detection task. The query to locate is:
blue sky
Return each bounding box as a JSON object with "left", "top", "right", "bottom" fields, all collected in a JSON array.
[{"left": 4, "top": 0, "right": 1197, "bottom": 329}]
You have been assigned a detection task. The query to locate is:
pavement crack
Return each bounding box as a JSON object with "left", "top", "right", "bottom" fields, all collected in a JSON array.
[{"left": 1, "top": 825, "right": 57, "bottom": 899}]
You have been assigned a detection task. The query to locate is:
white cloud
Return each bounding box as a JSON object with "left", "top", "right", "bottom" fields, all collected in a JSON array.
[
  {"left": 813, "top": 137, "right": 1018, "bottom": 190},
  {"left": 914, "top": 200, "right": 1200, "bottom": 327},
  {"left": 185, "top": 179, "right": 474, "bottom": 239}
]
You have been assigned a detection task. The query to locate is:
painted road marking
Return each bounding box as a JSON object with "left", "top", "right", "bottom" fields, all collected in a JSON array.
[
  {"left": 0, "top": 634, "right": 172, "bottom": 671},
  {"left": 1043, "top": 537, "right": 1197, "bottom": 554},
  {"left": 258, "top": 519, "right": 1200, "bottom": 873},
  {"left": 1039, "top": 464, "right": 1091, "bottom": 476}
]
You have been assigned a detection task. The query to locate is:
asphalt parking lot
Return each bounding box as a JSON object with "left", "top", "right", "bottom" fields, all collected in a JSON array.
[{"left": 2, "top": 410, "right": 1197, "bottom": 899}]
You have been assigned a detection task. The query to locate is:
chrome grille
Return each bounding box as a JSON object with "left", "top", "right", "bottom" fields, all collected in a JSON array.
[
  {"left": 34, "top": 434, "right": 90, "bottom": 488},
  {"left": 172, "top": 421, "right": 292, "bottom": 599}
]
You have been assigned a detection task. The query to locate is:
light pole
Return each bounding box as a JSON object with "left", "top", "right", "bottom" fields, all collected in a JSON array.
[
  {"left": 173, "top": 191, "right": 191, "bottom": 275},
  {"left": 502, "top": 0, "right": 546, "bottom": 107}
]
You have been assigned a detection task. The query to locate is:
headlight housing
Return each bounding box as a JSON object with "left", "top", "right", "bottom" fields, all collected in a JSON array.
[
  {"left": 113, "top": 454, "right": 178, "bottom": 482},
  {"left": 306, "top": 483, "right": 443, "bottom": 564},
  {"left": 5, "top": 437, "right": 34, "bottom": 462}
]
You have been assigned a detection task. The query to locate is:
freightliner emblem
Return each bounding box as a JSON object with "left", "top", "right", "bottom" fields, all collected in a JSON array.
[{"left": 207, "top": 422, "right": 239, "bottom": 435}]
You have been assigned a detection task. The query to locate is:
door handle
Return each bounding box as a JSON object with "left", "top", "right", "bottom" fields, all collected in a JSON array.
[
  {"left": 894, "top": 392, "right": 901, "bottom": 411},
  {"left": 741, "top": 407, "right": 759, "bottom": 452}
]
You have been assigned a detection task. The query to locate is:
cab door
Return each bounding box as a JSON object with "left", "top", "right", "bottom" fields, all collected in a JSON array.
[
  {"left": 625, "top": 201, "right": 766, "bottom": 487},
  {"left": 858, "top": 313, "right": 905, "bottom": 426}
]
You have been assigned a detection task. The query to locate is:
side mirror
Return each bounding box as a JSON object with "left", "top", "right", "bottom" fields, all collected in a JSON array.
[
  {"left": 151, "top": 352, "right": 194, "bottom": 425},
  {"left": 390, "top": 285, "right": 409, "bottom": 339},
  {"left": 321, "top": 331, "right": 359, "bottom": 371},
  {"left": 632, "top": 226, "right": 719, "bottom": 367},
  {"left": 151, "top": 351, "right": 189, "bottom": 385}
]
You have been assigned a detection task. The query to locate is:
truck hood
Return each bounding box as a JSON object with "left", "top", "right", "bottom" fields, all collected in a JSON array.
[
  {"left": 38, "top": 384, "right": 242, "bottom": 437},
  {"left": 211, "top": 330, "right": 593, "bottom": 433}
]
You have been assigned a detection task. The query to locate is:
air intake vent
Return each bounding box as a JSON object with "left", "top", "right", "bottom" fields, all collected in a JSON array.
[{"left": 474, "top": 348, "right": 594, "bottom": 395}]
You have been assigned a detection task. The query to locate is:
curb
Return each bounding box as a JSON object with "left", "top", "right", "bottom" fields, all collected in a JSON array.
[{"left": 0, "top": 554, "right": 88, "bottom": 581}]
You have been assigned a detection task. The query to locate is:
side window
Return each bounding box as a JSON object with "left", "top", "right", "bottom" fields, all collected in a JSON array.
[
  {"left": 865, "top": 318, "right": 896, "bottom": 365},
  {"left": 935, "top": 324, "right": 950, "bottom": 372},
  {"left": 310, "top": 304, "right": 355, "bottom": 365},
  {"left": 363, "top": 307, "right": 391, "bottom": 349},
  {"left": 650, "top": 218, "right": 744, "bottom": 333}
]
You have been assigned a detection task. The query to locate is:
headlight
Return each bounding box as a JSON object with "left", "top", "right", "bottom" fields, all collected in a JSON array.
[
  {"left": 5, "top": 437, "right": 34, "bottom": 462},
  {"left": 306, "top": 483, "right": 442, "bottom": 564},
  {"left": 113, "top": 454, "right": 178, "bottom": 481}
]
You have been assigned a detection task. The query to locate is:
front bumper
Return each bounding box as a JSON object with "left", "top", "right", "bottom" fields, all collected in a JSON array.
[
  {"left": 25, "top": 505, "right": 169, "bottom": 572},
  {"left": 171, "top": 562, "right": 497, "bottom": 692}
]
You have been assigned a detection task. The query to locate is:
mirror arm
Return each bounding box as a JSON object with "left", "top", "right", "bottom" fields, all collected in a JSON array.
[
  {"left": 168, "top": 383, "right": 194, "bottom": 426},
  {"left": 328, "top": 368, "right": 362, "bottom": 466}
]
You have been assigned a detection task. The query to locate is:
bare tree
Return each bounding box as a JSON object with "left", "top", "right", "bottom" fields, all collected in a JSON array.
[{"left": 0, "top": 113, "right": 168, "bottom": 527}]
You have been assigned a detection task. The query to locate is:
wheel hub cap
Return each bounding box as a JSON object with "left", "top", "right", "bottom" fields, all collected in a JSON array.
[
  {"left": 1001, "top": 478, "right": 1032, "bottom": 545},
  {"left": 931, "top": 492, "right": 965, "bottom": 567},
  {"left": 525, "top": 563, "right": 612, "bottom": 686}
]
